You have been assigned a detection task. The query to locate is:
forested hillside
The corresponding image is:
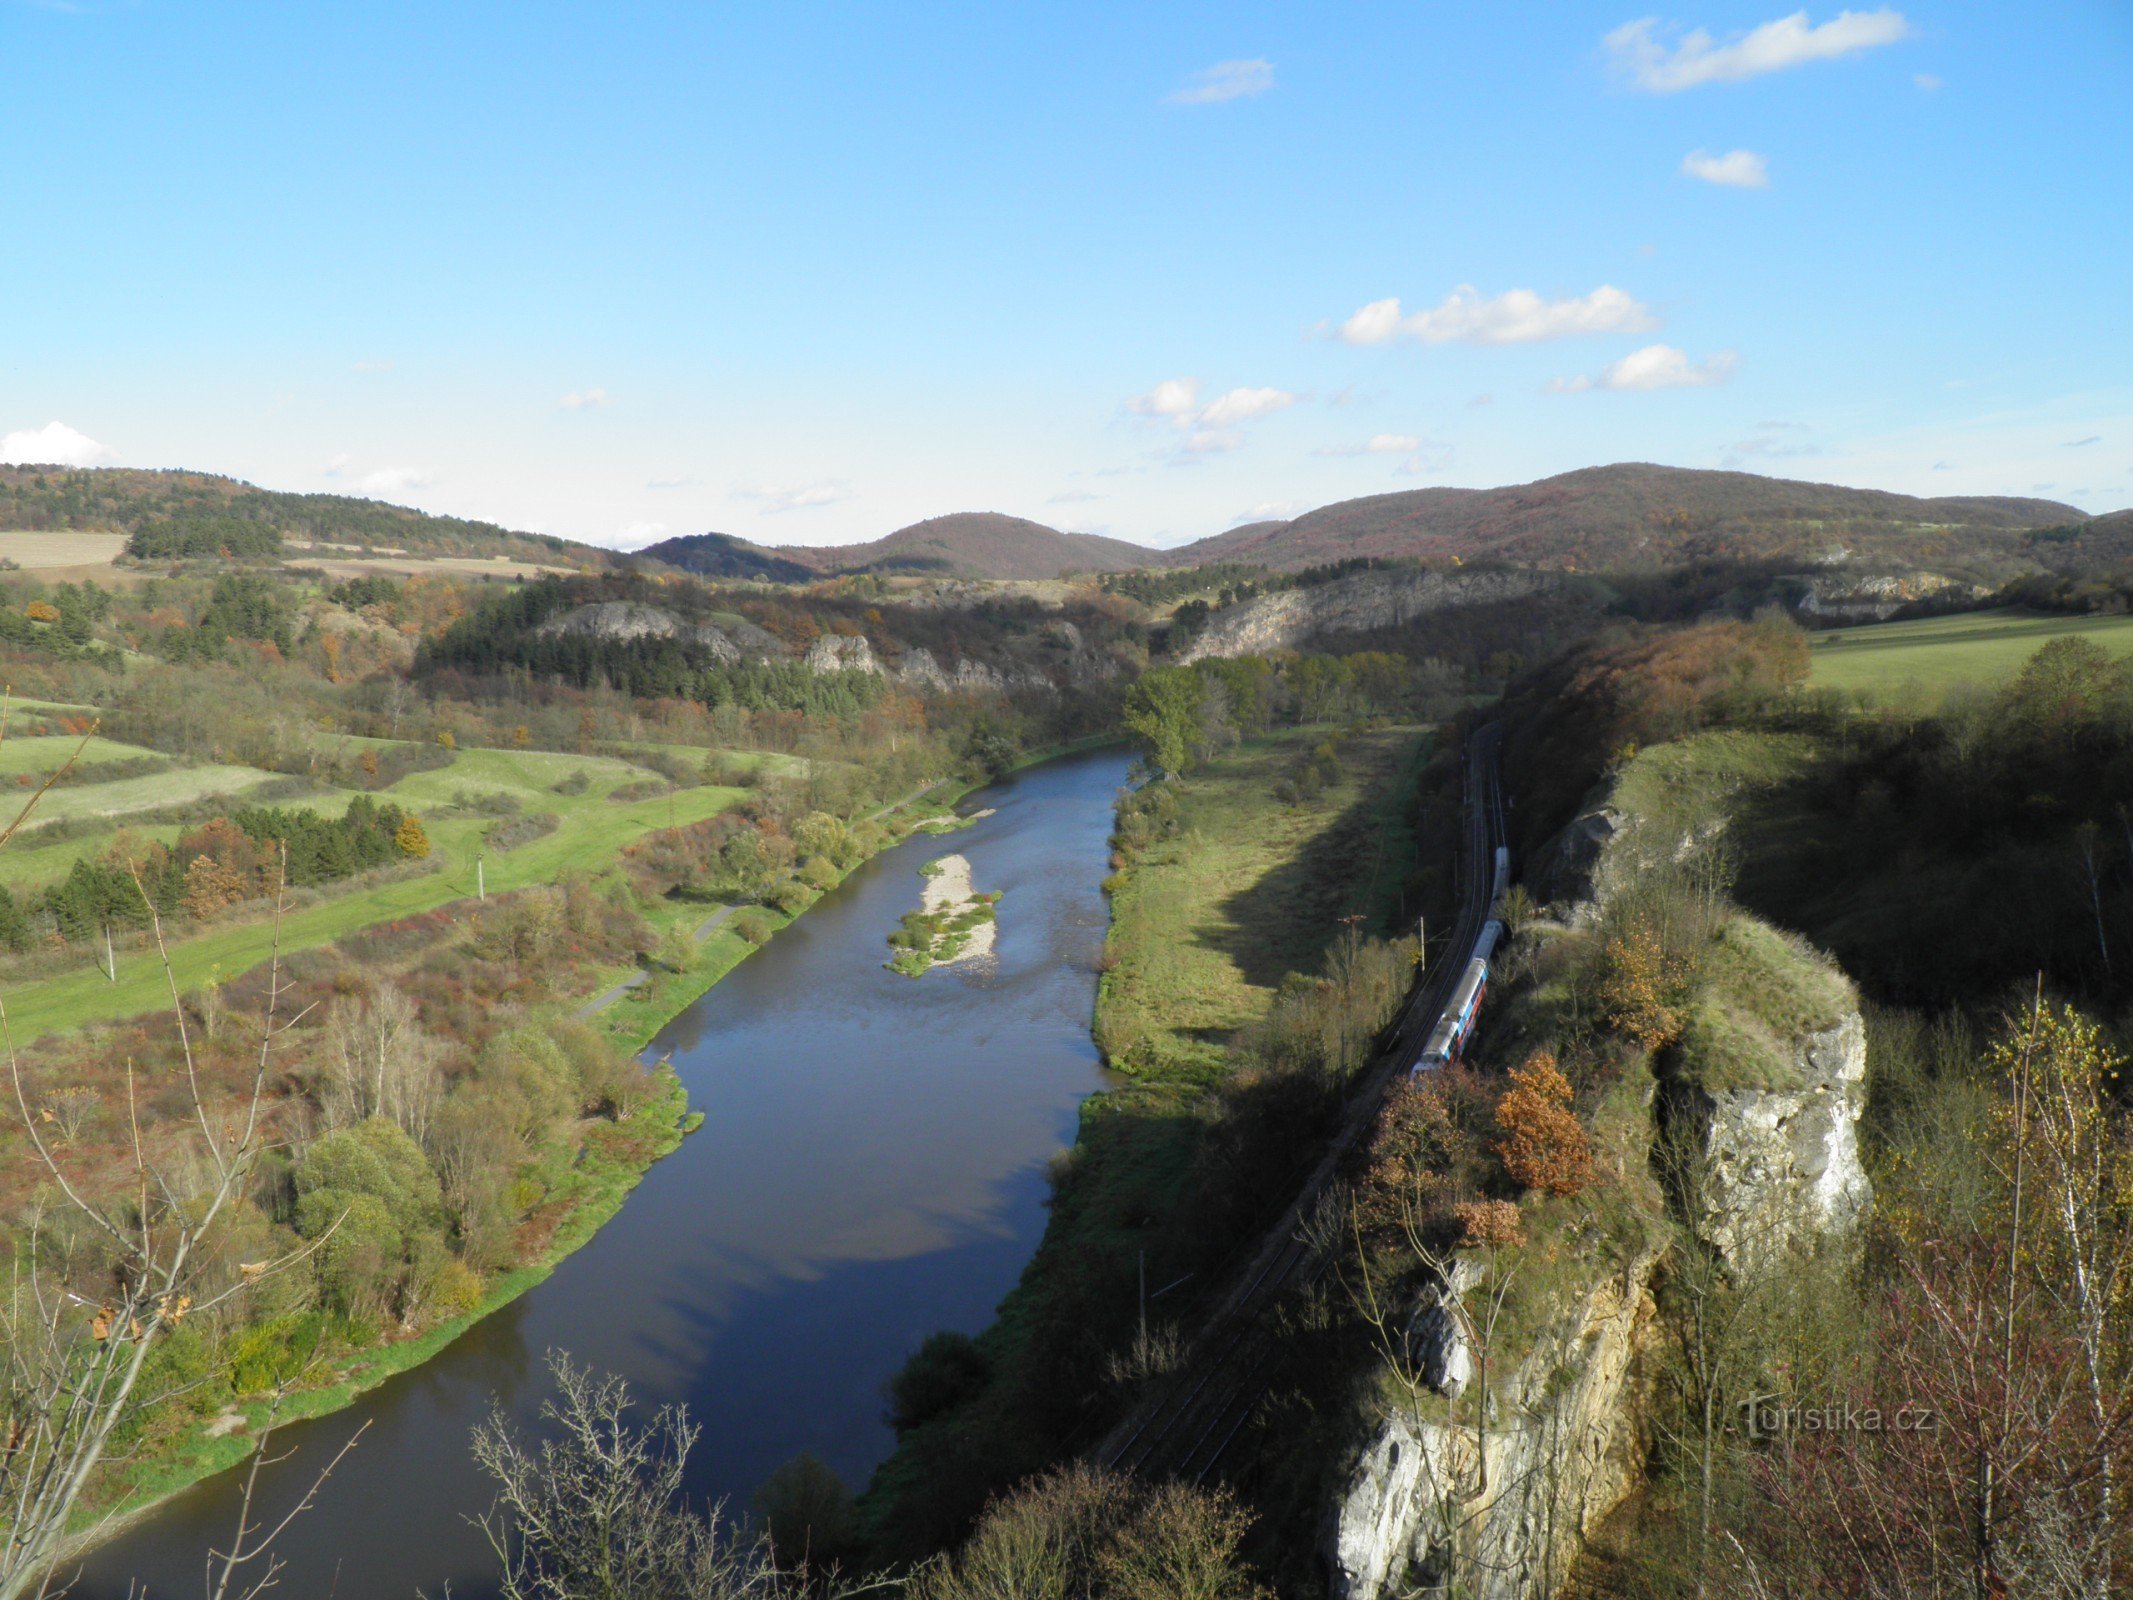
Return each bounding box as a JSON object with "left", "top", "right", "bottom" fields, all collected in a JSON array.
[{"left": 0, "top": 466, "right": 606, "bottom": 566}]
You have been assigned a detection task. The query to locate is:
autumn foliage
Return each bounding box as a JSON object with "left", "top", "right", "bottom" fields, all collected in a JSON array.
[
  {"left": 1492, "top": 1050, "right": 1592, "bottom": 1197},
  {"left": 1600, "top": 923, "right": 1694, "bottom": 1052}
]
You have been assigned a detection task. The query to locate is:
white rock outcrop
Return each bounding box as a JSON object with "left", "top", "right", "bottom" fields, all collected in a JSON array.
[
  {"left": 1329, "top": 1249, "right": 1663, "bottom": 1600},
  {"left": 1663, "top": 1014, "right": 1873, "bottom": 1276},
  {"left": 1178, "top": 567, "right": 1561, "bottom": 663}
]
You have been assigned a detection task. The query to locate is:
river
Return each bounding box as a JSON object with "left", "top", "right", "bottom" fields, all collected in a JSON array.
[{"left": 75, "top": 747, "right": 1130, "bottom": 1599}]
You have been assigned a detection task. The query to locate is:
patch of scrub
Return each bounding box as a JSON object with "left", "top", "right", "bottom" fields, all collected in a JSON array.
[
  {"left": 886, "top": 852, "right": 1000, "bottom": 976},
  {"left": 917, "top": 805, "right": 995, "bottom": 834}
]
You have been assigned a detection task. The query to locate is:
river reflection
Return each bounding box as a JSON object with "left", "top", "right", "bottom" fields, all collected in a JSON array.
[{"left": 74, "top": 749, "right": 1127, "bottom": 1599}]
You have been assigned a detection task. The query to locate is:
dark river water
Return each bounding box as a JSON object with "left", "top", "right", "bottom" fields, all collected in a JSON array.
[{"left": 76, "top": 748, "right": 1129, "bottom": 1599}]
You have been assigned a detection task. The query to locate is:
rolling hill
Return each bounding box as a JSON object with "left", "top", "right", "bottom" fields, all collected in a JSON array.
[
  {"left": 630, "top": 530, "right": 820, "bottom": 583},
  {"left": 0, "top": 466, "right": 610, "bottom": 569},
  {"left": 773, "top": 512, "right": 1161, "bottom": 579},
  {"left": 1167, "top": 464, "right": 2088, "bottom": 572}
]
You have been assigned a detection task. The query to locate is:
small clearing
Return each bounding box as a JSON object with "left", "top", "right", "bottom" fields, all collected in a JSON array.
[{"left": 886, "top": 853, "right": 1000, "bottom": 977}]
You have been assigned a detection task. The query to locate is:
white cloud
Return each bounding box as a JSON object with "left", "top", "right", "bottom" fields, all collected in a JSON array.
[
  {"left": 733, "top": 481, "right": 852, "bottom": 514},
  {"left": 1231, "top": 502, "right": 1303, "bottom": 525},
  {"left": 1315, "top": 433, "right": 1425, "bottom": 457},
  {"left": 353, "top": 358, "right": 394, "bottom": 374},
  {"left": 1552, "top": 343, "right": 1739, "bottom": 392},
  {"left": 1913, "top": 71, "right": 1942, "bottom": 90},
  {"left": 358, "top": 466, "right": 433, "bottom": 494},
  {"left": 0, "top": 420, "right": 115, "bottom": 468},
  {"left": 320, "top": 452, "right": 353, "bottom": 478},
  {"left": 1336, "top": 284, "right": 1657, "bottom": 346},
  {"left": 1197, "top": 386, "right": 1297, "bottom": 427},
  {"left": 1181, "top": 429, "right": 1241, "bottom": 456},
  {"left": 1607, "top": 9, "right": 1911, "bottom": 93},
  {"left": 559, "top": 388, "right": 613, "bottom": 410},
  {"left": 1047, "top": 489, "right": 1100, "bottom": 504},
  {"left": 1682, "top": 147, "right": 1770, "bottom": 187},
  {"left": 1125, "top": 379, "right": 1296, "bottom": 457},
  {"left": 1166, "top": 59, "right": 1273, "bottom": 105},
  {"left": 618, "top": 521, "right": 669, "bottom": 547},
  {"left": 647, "top": 473, "right": 701, "bottom": 490},
  {"left": 1127, "top": 377, "right": 1202, "bottom": 419}
]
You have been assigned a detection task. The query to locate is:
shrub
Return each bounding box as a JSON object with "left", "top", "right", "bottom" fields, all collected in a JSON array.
[
  {"left": 1493, "top": 1050, "right": 1592, "bottom": 1197},
  {"left": 885, "top": 1331, "right": 991, "bottom": 1433},
  {"left": 731, "top": 908, "right": 775, "bottom": 945}
]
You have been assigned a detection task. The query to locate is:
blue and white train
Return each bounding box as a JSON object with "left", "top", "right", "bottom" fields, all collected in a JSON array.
[{"left": 1415, "top": 846, "right": 1511, "bottom": 1072}]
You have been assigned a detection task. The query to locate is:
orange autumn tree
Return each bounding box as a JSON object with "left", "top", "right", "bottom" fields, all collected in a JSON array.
[
  {"left": 394, "top": 814, "right": 432, "bottom": 859},
  {"left": 1493, "top": 1050, "right": 1592, "bottom": 1197},
  {"left": 1599, "top": 923, "right": 1694, "bottom": 1052}
]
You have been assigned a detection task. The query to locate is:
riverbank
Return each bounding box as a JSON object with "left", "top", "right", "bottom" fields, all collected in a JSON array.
[
  {"left": 857, "top": 722, "right": 1435, "bottom": 1557},
  {"left": 54, "top": 740, "right": 1110, "bottom": 1571}
]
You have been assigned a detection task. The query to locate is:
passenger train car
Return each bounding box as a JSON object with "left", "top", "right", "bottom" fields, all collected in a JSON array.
[{"left": 1415, "top": 846, "right": 1512, "bottom": 1073}]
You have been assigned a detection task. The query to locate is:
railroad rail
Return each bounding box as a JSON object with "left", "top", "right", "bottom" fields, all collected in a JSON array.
[{"left": 1095, "top": 723, "right": 1508, "bottom": 1483}]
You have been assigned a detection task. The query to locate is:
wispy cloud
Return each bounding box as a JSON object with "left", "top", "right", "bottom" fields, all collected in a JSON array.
[
  {"left": 733, "top": 481, "right": 852, "bottom": 514},
  {"left": 1047, "top": 489, "right": 1100, "bottom": 505},
  {"left": 1230, "top": 502, "right": 1303, "bottom": 525},
  {"left": 1607, "top": 9, "right": 1910, "bottom": 93},
  {"left": 358, "top": 466, "right": 433, "bottom": 495},
  {"left": 321, "top": 452, "right": 353, "bottom": 478},
  {"left": 353, "top": 358, "right": 394, "bottom": 374},
  {"left": 1551, "top": 344, "right": 1738, "bottom": 392},
  {"left": 1196, "top": 386, "right": 1297, "bottom": 427},
  {"left": 1913, "top": 72, "right": 1942, "bottom": 90},
  {"left": 1127, "top": 377, "right": 1203, "bottom": 420},
  {"left": 0, "top": 420, "right": 115, "bottom": 467},
  {"left": 1125, "top": 379, "right": 1297, "bottom": 456},
  {"left": 1314, "top": 433, "right": 1425, "bottom": 457},
  {"left": 1336, "top": 285, "right": 1656, "bottom": 346},
  {"left": 1682, "top": 148, "right": 1770, "bottom": 188},
  {"left": 1167, "top": 59, "right": 1273, "bottom": 105},
  {"left": 617, "top": 521, "right": 669, "bottom": 546},
  {"left": 2065, "top": 435, "right": 2102, "bottom": 448},
  {"left": 559, "top": 388, "right": 613, "bottom": 410},
  {"left": 647, "top": 473, "right": 702, "bottom": 490}
]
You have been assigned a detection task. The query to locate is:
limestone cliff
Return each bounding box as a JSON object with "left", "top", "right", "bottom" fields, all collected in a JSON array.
[
  {"left": 1329, "top": 1247, "right": 1663, "bottom": 1600},
  {"left": 1324, "top": 743, "right": 1872, "bottom": 1600},
  {"left": 1178, "top": 567, "right": 1562, "bottom": 663}
]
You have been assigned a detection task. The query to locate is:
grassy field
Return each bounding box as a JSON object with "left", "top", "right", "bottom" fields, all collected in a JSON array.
[
  {"left": 1808, "top": 607, "right": 2133, "bottom": 700},
  {"left": 0, "top": 747, "right": 745, "bottom": 1040},
  {"left": 0, "top": 531, "right": 128, "bottom": 568},
  {"left": 1097, "top": 725, "right": 1428, "bottom": 1073}
]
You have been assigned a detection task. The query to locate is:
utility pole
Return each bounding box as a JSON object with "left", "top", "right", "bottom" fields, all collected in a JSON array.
[
  {"left": 477, "top": 853, "right": 486, "bottom": 901},
  {"left": 103, "top": 922, "right": 115, "bottom": 983}
]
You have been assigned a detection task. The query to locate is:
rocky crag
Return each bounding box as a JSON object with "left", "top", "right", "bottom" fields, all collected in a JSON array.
[
  {"left": 1177, "top": 567, "right": 1563, "bottom": 663},
  {"left": 1324, "top": 751, "right": 1872, "bottom": 1600}
]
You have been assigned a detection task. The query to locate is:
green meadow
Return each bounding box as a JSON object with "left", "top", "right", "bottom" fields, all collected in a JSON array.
[{"left": 1808, "top": 607, "right": 2133, "bottom": 701}]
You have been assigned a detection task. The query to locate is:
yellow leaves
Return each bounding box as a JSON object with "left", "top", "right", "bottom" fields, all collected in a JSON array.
[{"left": 1599, "top": 924, "right": 1693, "bottom": 1052}]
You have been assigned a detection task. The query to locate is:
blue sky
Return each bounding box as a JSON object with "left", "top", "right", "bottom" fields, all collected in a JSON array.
[{"left": 4, "top": 2, "right": 2128, "bottom": 550}]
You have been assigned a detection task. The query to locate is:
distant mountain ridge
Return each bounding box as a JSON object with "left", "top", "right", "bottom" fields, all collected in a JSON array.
[
  {"left": 777, "top": 512, "right": 1160, "bottom": 579},
  {"left": 1169, "top": 464, "right": 2089, "bottom": 572},
  {"left": 0, "top": 466, "right": 604, "bottom": 567}
]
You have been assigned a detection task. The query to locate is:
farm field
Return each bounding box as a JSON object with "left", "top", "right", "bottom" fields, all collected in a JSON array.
[
  {"left": 0, "top": 531, "right": 128, "bottom": 568},
  {"left": 1809, "top": 607, "right": 2133, "bottom": 700},
  {"left": 0, "top": 739, "right": 750, "bottom": 1039}
]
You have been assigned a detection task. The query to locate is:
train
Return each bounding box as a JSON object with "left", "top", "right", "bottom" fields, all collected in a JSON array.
[{"left": 1415, "top": 845, "right": 1511, "bottom": 1073}]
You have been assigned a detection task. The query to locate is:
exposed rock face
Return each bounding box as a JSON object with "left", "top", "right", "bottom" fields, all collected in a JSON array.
[
  {"left": 1329, "top": 1249, "right": 1664, "bottom": 1600},
  {"left": 805, "top": 634, "right": 883, "bottom": 675},
  {"left": 1790, "top": 568, "right": 1980, "bottom": 622},
  {"left": 1178, "top": 567, "right": 1561, "bottom": 663},
  {"left": 535, "top": 601, "right": 746, "bottom": 661},
  {"left": 1662, "top": 1014, "right": 1873, "bottom": 1276}
]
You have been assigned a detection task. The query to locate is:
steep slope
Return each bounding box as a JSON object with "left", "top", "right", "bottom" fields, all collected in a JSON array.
[
  {"left": 1168, "top": 464, "right": 2084, "bottom": 572},
  {"left": 779, "top": 512, "right": 1160, "bottom": 579},
  {"left": 630, "top": 530, "right": 818, "bottom": 583},
  {"left": 0, "top": 466, "right": 606, "bottom": 567}
]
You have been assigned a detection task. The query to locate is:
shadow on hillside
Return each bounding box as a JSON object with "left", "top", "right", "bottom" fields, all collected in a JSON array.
[{"left": 1200, "top": 783, "right": 1387, "bottom": 990}]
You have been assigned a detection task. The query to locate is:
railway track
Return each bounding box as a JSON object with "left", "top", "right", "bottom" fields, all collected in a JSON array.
[{"left": 1096, "top": 724, "right": 1507, "bottom": 1483}]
